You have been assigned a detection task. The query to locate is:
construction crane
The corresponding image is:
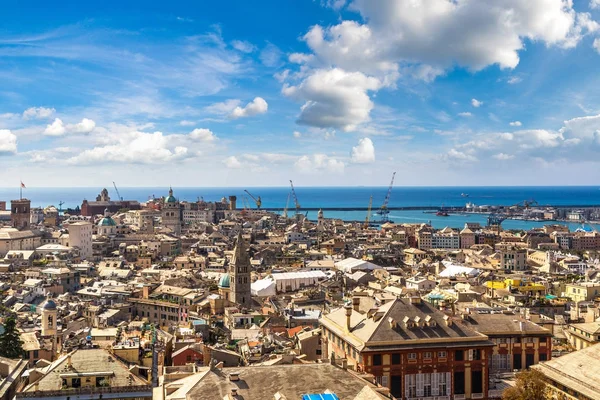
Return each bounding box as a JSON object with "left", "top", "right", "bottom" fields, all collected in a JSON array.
[
  {"left": 364, "top": 196, "right": 373, "bottom": 228},
  {"left": 112, "top": 181, "right": 123, "bottom": 201},
  {"left": 282, "top": 193, "right": 291, "bottom": 218},
  {"left": 376, "top": 172, "right": 396, "bottom": 223},
  {"left": 244, "top": 190, "right": 262, "bottom": 209},
  {"left": 289, "top": 180, "right": 301, "bottom": 218},
  {"left": 58, "top": 201, "right": 65, "bottom": 215}
]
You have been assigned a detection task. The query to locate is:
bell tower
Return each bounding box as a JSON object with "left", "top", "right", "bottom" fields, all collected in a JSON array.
[{"left": 229, "top": 232, "right": 252, "bottom": 309}]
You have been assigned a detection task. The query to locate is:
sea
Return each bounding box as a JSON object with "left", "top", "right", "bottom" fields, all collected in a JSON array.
[{"left": 1, "top": 186, "right": 599, "bottom": 231}]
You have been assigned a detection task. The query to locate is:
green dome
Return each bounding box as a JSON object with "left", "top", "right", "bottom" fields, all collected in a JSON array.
[
  {"left": 98, "top": 216, "right": 117, "bottom": 227},
  {"left": 165, "top": 195, "right": 177, "bottom": 203},
  {"left": 218, "top": 274, "right": 230, "bottom": 288}
]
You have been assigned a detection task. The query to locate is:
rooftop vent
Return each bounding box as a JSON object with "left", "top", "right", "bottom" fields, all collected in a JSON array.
[{"left": 229, "top": 372, "right": 240, "bottom": 382}]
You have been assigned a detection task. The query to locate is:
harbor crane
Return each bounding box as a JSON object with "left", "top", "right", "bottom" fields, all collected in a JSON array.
[
  {"left": 376, "top": 172, "right": 396, "bottom": 223},
  {"left": 244, "top": 190, "right": 262, "bottom": 209},
  {"left": 112, "top": 181, "right": 123, "bottom": 201},
  {"left": 58, "top": 201, "right": 65, "bottom": 215},
  {"left": 289, "top": 180, "right": 301, "bottom": 219},
  {"left": 364, "top": 196, "right": 373, "bottom": 228}
]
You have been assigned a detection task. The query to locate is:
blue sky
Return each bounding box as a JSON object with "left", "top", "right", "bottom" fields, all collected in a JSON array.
[{"left": 1, "top": 0, "right": 600, "bottom": 187}]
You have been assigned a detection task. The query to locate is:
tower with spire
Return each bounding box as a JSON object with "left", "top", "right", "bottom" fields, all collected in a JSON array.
[
  {"left": 229, "top": 231, "right": 252, "bottom": 309},
  {"left": 162, "top": 187, "right": 182, "bottom": 235}
]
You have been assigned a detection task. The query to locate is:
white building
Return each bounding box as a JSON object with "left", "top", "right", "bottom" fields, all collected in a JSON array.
[
  {"left": 405, "top": 277, "right": 437, "bottom": 291},
  {"left": 67, "top": 221, "right": 93, "bottom": 259},
  {"left": 334, "top": 257, "right": 381, "bottom": 273},
  {"left": 432, "top": 227, "right": 460, "bottom": 249},
  {"left": 271, "top": 270, "right": 327, "bottom": 293}
]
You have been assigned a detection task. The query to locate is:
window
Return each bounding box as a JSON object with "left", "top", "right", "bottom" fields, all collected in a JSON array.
[
  {"left": 372, "top": 354, "right": 382, "bottom": 366},
  {"left": 71, "top": 378, "right": 81, "bottom": 388},
  {"left": 455, "top": 350, "right": 464, "bottom": 361},
  {"left": 408, "top": 352, "right": 417, "bottom": 360},
  {"left": 406, "top": 374, "right": 417, "bottom": 398},
  {"left": 539, "top": 353, "right": 547, "bottom": 362},
  {"left": 424, "top": 352, "right": 432, "bottom": 359},
  {"left": 392, "top": 353, "right": 401, "bottom": 364},
  {"left": 186, "top": 355, "right": 192, "bottom": 362},
  {"left": 423, "top": 373, "right": 432, "bottom": 397},
  {"left": 438, "top": 351, "right": 446, "bottom": 358}
]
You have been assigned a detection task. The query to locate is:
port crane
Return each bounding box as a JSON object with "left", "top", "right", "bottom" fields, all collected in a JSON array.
[
  {"left": 289, "top": 180, "right": 301, "bottom": 219},
  {"left": 376, "top": 172, "right": 396, "bottom": 223},
  {"left": 364, "top": 196, "right": 373, "bottom": 228},
  {"left": 112, "top": 181, "right": 123, "bottom": 201},
  {"left": 244, "top": 190, "right": 262, "bottom": 209}
]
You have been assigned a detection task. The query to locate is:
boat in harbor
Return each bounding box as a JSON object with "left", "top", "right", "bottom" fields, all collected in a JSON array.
[
  {"left": 461, "top": 193, "right": 469, "bottom": 197},
  {"left": 436, "top": 210, "right": 449, "bottom": 216}
]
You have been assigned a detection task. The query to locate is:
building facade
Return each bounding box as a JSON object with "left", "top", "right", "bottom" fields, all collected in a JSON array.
[
  {"left": 11, "top": 199, "right": 30, "bottom": 230},
  {"left": 320, "top": 297, "right": 495, "bottom": 399},
  {"left": 162, "top": 188, "right": 182, "bottom": 235}
]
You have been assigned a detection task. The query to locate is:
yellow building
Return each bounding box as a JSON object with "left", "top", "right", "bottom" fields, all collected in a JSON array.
[
  {"left": 567, "top": 322, "right": 600, "bottom": 350},
  {"left": 564, "top": 282, "right": 600, "bottom": 302}
]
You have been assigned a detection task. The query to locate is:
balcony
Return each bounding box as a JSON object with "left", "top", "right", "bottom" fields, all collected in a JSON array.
[
  {"left": 454, "top": 395, "right": 466, "bottom": 400},
  {"left": 472, "top": 394, "right": 484, "bottom": 399}
]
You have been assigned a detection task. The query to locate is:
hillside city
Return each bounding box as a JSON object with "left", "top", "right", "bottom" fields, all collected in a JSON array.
[{"left": 0, "top": 187, "right": 597, "bottom": 400}]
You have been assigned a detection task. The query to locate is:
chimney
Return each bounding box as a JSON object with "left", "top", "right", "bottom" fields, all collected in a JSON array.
[
  {"left": 352, "top": 296, "right": 360, "bottom": 312},
  {"left": 444, "top": 315, "right": 452, "bottom": 327},
  {"left": 410, "top": 296, "right": 422, "bottom": 305},
  {"left": 231, "top": 387, "right": 238, "bottom": 397},
  {"left": 344, "top": 302, "right": 353, "bottom": 331},
  {"left": 229, "top": 372, "right": 240, "bottom": 382},
  {"left": 67, "top": 354, "right": 72, "bottom": 368}
]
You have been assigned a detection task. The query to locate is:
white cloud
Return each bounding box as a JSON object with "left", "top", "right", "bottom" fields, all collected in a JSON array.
[
  {"left": 458, "top": 112, "right": 473, "bottom": 117},
  {"left": 493, "top": 153, "right": 515, "bottom": 160},
  {"left": 594, "top": 38, "right": 600, "bottom": 54},
  {"left": 260, "top": 43, "right": 283, "bottom": 67},
  {"left": 205, "top": 99, "right": 242, "bottom": 115},
  {"left": 295, "top": 154, "right": 345, "bottom": 174},
  {"left": 22, "top": 106, "right": 55, "bottom": 120},
  {"left": 507, "top": 76, "right": 523, "bottom": 84},
  {"left": 510, "top": 121, "right": 523, "bottom": 127},
  {"left": 44, "top": 118, "right": 66, "bottom": 136},
  {"left": 282, "top": 68, "right": 382, "bottom": 131},
  {"left": 289, "top": 53, "right": 314, "bottom": 64},
  {"left": 322, "top": 0, "right": 346, "bottom": 10},
  {"left": 180, "top": 120, "right": 195, "bottom": 126},
  {"left": 446, "top": 148, "right": 478, "bottom": 162},
  {"left": 471, "top": 99, "right": 483, "bottom": 108},
  {"left": 231, "top": 40, "right": 255, "bottom": 53},
  {"left": 592, "top": 0, "right": 600, "bottom": 10},
  {"left": 351, "top": 137, "right": 376, "bottom": 163},
  {"left": 0, "top": 130, "right": 17, "bottom": 154},
  {"left": 72, "top": 118, "right": 96, "bottom": 133},
  {"left": 44, "top": 117, "right": 96, "bottom": 136},
  {"left": 223, "top": 156, "right": 242, "bottom": 169},
  {"left": 229, "top": 97, "right": 268, "bottom": 119},
  {"left": 293, "top": 131, "right": 302, "bottom": 138},
  {"left": 189, "top": 128, "right": 216, "bottom": 141},
  {"left": 67, "top": 131, "right": 188, "bottom": 165}
]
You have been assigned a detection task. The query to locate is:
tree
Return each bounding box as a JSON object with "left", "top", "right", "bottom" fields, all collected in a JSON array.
[
  {"left": 0, "top": 316, "right": 24, "bottom": 359},
  {"left": 502, "top": 369, "right": 547, "bottom": 400}
]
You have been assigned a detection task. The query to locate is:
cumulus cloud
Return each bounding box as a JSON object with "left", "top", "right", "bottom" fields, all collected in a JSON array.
[
  {"left": 189, "top": 128, "right": 216, "bottom": 141},
  {"left": 0, "top": 130, "right": 17, "bottom": 154},
  {"left": 231, "top": 40, "right": 255, "bottom": 53},
  {"left": 592, "top": 0, "right": 600, "bottom": 9},
  {"left": 282, "top": 68, "right": 382, "bottom": 131},
  {"left": 229, "top": 97, "right": 268, "bottom": 119},
  {"left": 67, "top": 131, "right": 188, "bottom": 165},
  {"left": 23, "top": 107, "right": 55, "bottom": 120},
  {"left": 223, "top": 156, "right": 242, "bottom": 169},
  {"left": 493, "top": 153, "right": 515, "bottom": 160},
  {"left": 471, "top": 99, "right": 483, "bottom": 108},
  {"left": 510, "top": 121, "right": 523, "bottom": 127},
  {"left": 446, "top": 148, "right": 478, "bottom": 162},
  {"left": 205, "top": 99, "right": 241, "bottom": 115},
  {"left": 295, "top": 154, "right": 345, "bottom": 174},
  {"left": 594, "top": 38, "right": 600, "bottom": 53},
  {"left": 351, "top": 137, "right": 375, "bottom": 163},
  {"left": 44, "top": 117, "right": 96, "bottom": 136},
  {"left": 293, "top": 131, "right": 302, "bottom": 138}
]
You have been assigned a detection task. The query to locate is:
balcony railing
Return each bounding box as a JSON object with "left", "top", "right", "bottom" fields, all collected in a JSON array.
[
  {"left": 16, "top": 385, "right": 153, "bottom": 398},
  {"left": 472, "top": 393, "right": 484, "bottom": 399}
]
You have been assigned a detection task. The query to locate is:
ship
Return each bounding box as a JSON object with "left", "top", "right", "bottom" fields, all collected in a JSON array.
[
  {"left": 436, "top": 210, "right": 449, "bottom": 217},
  {"left": 461, "top": 193, "right": 469, "bottom": 197}
]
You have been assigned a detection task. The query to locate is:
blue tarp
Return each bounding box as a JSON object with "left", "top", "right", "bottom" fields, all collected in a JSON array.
[{"left": 302, "top": 394, "right": 339, "bottom": 400}]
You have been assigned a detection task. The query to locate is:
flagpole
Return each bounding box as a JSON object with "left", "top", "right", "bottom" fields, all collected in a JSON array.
[{"left": 19, "top": 181, "right": 22, "bottom": 200}]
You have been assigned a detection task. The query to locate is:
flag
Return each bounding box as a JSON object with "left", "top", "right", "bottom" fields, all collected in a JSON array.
[{"left": 20, "top": 181, "right": 26, "bottom": 188}]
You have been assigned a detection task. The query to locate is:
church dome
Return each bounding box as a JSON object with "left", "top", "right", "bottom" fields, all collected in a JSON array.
[
  {"left": 98, "top": 216, "right": 117, "bottom": 227},
  {"left": 40, "top": 299, "right": 57, "bottom": 311},
  {"left": 165, "top": 187, "right": 177, "bottom": 203},
  {"left": 218, "top": 274, "right": 230, "bottom": 289}
]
